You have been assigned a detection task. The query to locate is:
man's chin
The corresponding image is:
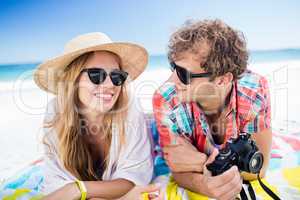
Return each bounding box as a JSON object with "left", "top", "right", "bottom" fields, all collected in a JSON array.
[{"left": 202, "top": 109, "right": 219, "bottom": 115}]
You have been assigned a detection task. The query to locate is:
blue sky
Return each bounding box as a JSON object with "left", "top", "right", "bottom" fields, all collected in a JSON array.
[{"left": 1, "top": 0, "right": 300, "bottom": 63}]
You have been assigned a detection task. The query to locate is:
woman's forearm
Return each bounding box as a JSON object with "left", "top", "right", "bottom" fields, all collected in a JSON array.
[
  {"left": 42, "top": 183, "right": 80, "bottom": 200},
  {"left": 42, "top": 179, "right": 134, "bottom": 200},
  {"left": 85, "top": 178, "right": 134, "bottom": 199}
]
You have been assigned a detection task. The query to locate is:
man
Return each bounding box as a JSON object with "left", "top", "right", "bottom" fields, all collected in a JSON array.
[{"left": 153, "top": 19, "right": 272, "bottom": 200}]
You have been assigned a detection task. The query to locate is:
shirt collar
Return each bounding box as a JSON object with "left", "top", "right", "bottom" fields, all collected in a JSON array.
[{"left": 226, "top": 82, "right": 237, "bottom": 117}]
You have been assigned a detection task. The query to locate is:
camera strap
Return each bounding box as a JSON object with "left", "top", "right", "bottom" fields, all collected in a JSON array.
[
  {"left": 240, "top": 174, "right": 281, "bottom": 200},
  {"left": 240, "top": 186, "right": 250, "bottom": 200},
  {"left": 256, "top": 174, "right": 281, "bottom": 200}
]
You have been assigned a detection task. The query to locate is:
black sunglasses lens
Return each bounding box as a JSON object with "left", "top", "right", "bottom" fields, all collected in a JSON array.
[
  {"left": 87, "top": 69, "right": 106, "bottom": 84},
  {"left": 176, "top": 66, "right": 190, "bottom": 85},
  {"left": 110, "top": 70, "right": 128, "bottom": 86}
]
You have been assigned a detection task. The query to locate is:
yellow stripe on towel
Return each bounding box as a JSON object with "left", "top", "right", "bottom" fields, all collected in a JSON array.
[
  {"left": 166, "top": 177, "right": 208, "bottom": 200},
  {"left": 249, "top": 178, "right": 280, "bottom": 200},
  {"left": 283, "top": 167, "right": 300, "bottom": 192},
  {"left": 3, "top": 188, "right": 31, "bottom": 200}
]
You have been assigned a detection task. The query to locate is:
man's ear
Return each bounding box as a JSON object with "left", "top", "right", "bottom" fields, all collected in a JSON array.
[
  {"left": 215, "top": 72, "right": 233, "bottom": 85},
  {"left": 223, "top": 72, "right": 233, "bottom": 84}
]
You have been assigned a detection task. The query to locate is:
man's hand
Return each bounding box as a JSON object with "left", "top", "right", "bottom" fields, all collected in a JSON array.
[
  {"left": 200, "top": 149, "right": 243, "bottom": 200},
  {"left": 163, "top": 136, "right": 208, "bottom": 173},
  {"left": 172, "top": 148, "right": 243, "bottom": 200},
  {"left": 199, "top": 166, "right": 243, "bottom": 200}
]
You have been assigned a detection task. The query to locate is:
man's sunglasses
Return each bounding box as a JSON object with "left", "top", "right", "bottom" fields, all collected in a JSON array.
[
  {"left": 81, "top": 68, "right": 128, "bottom": 86},
  {"left": 170, "top": 62, "right": 212, "bottom": 85}
]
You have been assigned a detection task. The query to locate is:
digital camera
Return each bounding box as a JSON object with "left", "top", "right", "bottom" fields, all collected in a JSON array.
[{"left": 206, "top": 133, "right": 263, "bottom": 176}]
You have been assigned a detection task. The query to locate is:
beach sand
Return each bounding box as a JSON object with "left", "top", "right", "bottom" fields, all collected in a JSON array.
[{"left": 0, "top": 60, "right": 299, "bottom": 181}]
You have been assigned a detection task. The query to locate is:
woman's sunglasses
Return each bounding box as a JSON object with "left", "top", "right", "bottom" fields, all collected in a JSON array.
[
  {"left": 81, "top": 68, "right": 128, "bottom": 86},
  {"left": 170, "top": 62, "right": 212, "bottom": 85}
]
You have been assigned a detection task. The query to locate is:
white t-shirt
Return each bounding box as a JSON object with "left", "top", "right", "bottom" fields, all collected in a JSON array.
[{"left": 40, "top": 98, "right": 153, "bottom": 194}]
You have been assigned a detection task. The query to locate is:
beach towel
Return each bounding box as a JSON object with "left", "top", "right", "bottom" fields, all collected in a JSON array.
[{"left": 1, "top": 119, "right": 300, "bottom": 200}]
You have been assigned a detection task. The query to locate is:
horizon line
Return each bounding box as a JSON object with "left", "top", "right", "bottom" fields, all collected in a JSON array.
[{"left": 1, "top": 47, "right": 300, "bottom": 66}]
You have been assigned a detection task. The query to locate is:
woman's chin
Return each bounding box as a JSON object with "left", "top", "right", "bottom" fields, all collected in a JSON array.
[
  {"left": 84, "top": 100, "right": 114, "bottom": 114},
  {"left": 95, "top": 104, "right": 114, "bottom": 114}
]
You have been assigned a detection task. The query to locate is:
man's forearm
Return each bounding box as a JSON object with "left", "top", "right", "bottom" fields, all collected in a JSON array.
[
  {"left": 173, "top": 172, "right": 203, "bottom": 194},
  {"left": 85, "top": 178, "right": 134, "bottom": 199}
]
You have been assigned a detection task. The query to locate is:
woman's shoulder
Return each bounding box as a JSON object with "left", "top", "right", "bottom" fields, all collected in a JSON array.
[
  {"left": 125, "top": 96, "right": 145, "bottom": 124},
  {"left": 42, "top": 98, "right": 59, "bottom": 149},
  {"left": 120, "top": 97, "right": 148, "bottom": 139},
  {"left": 44, "top": 97, "right": 58, "bottom": 123}
]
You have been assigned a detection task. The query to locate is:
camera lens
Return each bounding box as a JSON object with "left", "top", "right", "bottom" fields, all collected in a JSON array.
[{"left": 249, "top": 152, "right": 263, "bottom": 174}]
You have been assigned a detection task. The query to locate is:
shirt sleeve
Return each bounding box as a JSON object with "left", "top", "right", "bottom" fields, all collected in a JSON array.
[
  {"left": 110, "top": 103, "right": 153, "bottom": 186},
  {"left": 40, "top": 98, "right": 75, "bottom": 195},
  {"left": 152, "top": 89, "right": 173, "bottom": 148},
  {"left": 241, "top": 76, "right": 271, "bottom": 134}
]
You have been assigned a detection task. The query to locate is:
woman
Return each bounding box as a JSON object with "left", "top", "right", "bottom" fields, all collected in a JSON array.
[{"left": 34, "top": 32, "right": 161, "bottom": 200}]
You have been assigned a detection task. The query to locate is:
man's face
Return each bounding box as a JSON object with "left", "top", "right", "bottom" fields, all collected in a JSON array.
[{"left": 170, "top": 52, "right": 231, "bottom": 114}]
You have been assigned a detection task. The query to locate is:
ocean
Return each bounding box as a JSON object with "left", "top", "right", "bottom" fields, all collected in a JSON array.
[{"left": 1, "top": 49, "right": 300, "bottom": 83}]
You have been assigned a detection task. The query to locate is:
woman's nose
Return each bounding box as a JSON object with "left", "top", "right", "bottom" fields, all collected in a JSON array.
[{"left": 101, "top": 74, "right": 115, "bottom": 88}]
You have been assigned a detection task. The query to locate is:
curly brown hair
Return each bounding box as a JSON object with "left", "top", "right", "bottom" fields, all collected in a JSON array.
[{"left": 168, "top": 19, "right": 249, "bottom": 80}]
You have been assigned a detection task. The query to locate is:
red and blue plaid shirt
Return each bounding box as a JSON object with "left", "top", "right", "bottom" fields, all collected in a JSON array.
[{"left": 153, "top": 70, "right": 271, "bottom": 155}]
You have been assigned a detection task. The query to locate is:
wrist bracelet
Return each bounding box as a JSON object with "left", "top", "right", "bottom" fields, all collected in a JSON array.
[{"left": 75, "top": 180, "right": 87, "bottom": 200}]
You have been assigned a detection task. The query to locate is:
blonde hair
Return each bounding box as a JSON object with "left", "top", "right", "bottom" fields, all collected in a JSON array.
[{"left": 44, "top": 51, "right": 128, "bottom": 181}]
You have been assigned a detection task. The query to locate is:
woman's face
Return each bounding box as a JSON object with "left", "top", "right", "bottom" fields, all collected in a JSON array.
[{"left": 78, "top": 51, "right": 122, "bottom": 114}]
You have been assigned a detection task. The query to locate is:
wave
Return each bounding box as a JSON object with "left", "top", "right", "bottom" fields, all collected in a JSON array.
[{"left": 0, "top": 80, "right": 39, "bottom": 93}]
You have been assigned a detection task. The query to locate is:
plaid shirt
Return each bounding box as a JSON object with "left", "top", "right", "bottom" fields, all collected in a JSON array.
[{"left": 153, "top": 70, "right": 271, "bottom": 155}]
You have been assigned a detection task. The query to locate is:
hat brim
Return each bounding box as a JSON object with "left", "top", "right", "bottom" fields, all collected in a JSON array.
[{"left": 34, "top": 42, "right": 148, "bottom": 94}]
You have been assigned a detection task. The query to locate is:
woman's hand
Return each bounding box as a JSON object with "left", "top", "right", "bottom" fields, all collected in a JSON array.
[
  {"left": 163, "top": 136, "right": 208, "bottom": 173},
  {"left": 118, "top": 184, "right": 163, "bottom": 200}
]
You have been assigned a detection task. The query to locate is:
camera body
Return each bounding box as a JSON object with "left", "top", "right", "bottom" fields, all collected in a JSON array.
[{"left": 206, "top": 133, "right": 263, "bottom": 176}]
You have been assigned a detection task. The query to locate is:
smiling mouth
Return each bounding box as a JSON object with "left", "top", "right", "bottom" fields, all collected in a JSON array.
[{"left": 94, "top": 93, "right": 114, "bottom": 101}]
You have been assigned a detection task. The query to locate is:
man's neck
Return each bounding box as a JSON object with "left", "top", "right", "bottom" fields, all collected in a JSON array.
[{"left": 205, "top": 82, "right": 234, "bottom": 118}]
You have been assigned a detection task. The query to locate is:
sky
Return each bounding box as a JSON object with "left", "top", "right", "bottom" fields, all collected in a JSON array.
[{"left": 0, "top": 0, "right": 300, "bottom": 64}]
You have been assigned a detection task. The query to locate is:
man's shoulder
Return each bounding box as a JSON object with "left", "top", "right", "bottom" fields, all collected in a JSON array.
[
  {"left": 153, "top": 82, "right": 177, "bottom": 103},
  {"left": 238, "top": 70, "right": 268, "bottom": 92},
  {"left": 236, "top": 70, "right": 270, "bottom": 115}
]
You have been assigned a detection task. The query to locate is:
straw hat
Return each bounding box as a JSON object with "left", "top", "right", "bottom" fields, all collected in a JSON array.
[{"left": 34, "top": 32, "right": 148, "bottom": 94}]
